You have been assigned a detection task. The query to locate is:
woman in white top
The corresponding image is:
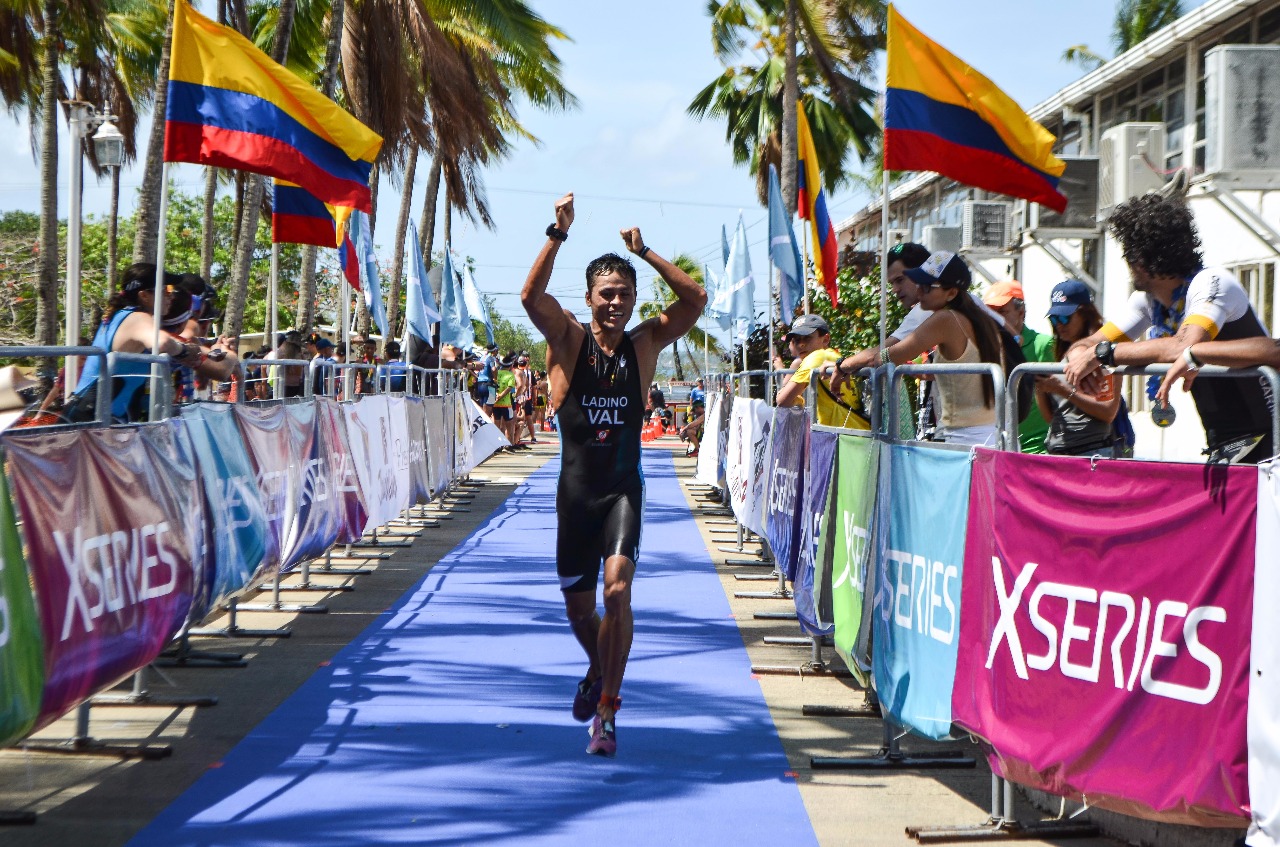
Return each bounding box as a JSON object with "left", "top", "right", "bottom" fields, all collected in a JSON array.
[{"left": 832, "top": 251, "right": 1004, "bottom": 446}]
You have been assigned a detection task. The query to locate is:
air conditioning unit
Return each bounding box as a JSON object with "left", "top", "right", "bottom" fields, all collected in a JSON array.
[
  {"left": 1204, "top": 45, "right": 1280, "bottom": 186},
  {"left": 1029, "top": 156, "right": 1101, "bottom": 232},
  {"left": 922, "top": 224, "right": 962, "bottom": 254},
  {"left": 886, "top": 228, "right": 911, "bottom": 247},
  {"left": 961, "top": 201, "right": 1011, "bottom": 251},
  {"left": 1098, "top": 123, "right": 1166, "bottom": 211}
]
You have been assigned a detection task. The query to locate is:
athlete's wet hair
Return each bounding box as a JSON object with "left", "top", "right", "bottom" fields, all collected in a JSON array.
[
  {"left": 1107, "top": 194, "right": 1203, "bottom": 279},
  {"left": 585, "top": 253, "right": 637, "bottom": 292}
]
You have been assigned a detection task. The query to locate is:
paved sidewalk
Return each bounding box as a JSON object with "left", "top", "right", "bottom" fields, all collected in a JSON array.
[{"left": 0, "top": 436, "right": 1123, "bottom": 846}]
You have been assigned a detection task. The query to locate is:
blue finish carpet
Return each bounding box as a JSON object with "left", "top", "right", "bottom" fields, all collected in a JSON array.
[{"left": 128, "top": 451, "right": 817, "bottom": 847}]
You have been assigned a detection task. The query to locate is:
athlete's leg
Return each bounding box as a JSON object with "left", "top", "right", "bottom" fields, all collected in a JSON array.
[
  {"left": 563, "top": 589, "right": 602, "bottom": 681},
  {"left": 597, "top": 553, "right": 634, "bottom": 722}
]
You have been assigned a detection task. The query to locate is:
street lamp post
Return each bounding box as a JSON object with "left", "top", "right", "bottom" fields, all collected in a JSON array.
[{"left": 63, "top": 102, "right": 122, "bottom": 400}]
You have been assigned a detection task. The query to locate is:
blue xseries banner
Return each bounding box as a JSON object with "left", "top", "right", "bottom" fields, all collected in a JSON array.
[{"left": 873, "top": 444, "right": 972, "bottom": 740}]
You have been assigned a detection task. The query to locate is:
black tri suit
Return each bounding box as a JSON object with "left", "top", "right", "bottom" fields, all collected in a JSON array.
[{"left": 554, "top": 329, "right": 645, "bottom": 593}]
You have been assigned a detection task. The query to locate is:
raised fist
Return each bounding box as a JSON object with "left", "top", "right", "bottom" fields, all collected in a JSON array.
[
  {"left": 555, "top": 193, "right": 574, "bottom": 231},
  {"left": 620, "top": 227, "right": 645, "bottom": 255}
]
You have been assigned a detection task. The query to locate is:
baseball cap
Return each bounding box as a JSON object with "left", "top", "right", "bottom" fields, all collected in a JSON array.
[
  {"left": 905, "top": 251, "right": 971, "bottom": 290},
  {"left": 486, "top": 342, "right": 500, "bottom": 352},
  {"left": 786, "top": 313, "right": 830, "bottom": 338},
  {"left": 315, "top": 337, "right": 334, "bottom": 350},
  {"left": 1047, "top": 279, "right": 1094, "bottom": 317},
  {"left": 983, "top": 281, "right": 1024, "bottom": 308}
]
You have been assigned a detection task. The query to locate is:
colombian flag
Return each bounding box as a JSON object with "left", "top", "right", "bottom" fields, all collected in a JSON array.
[
  {"left": 164, "top": 0, "right": 382, "bottom": 212},
  {"left": 271, "top": 181, "right": 360, "bottom": 290},
  {"left": 797, "top": 104, "right": 839, "bottom": 308},
  {"left": 884, "top": 5, "right": 1067, "bottom": 212}
]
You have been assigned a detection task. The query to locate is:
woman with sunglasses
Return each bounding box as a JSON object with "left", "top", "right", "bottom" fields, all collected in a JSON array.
[
  {"left": 833, "top": 251, "right": 1003, "bottom": 446},
  {"left": 1036, "top": 280, "right": 1121, "bottom": 456}
]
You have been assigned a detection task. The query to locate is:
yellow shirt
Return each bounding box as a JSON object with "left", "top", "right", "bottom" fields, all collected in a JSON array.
[{"left": 790, "top": 348, "right": 871, "bottom": 430}]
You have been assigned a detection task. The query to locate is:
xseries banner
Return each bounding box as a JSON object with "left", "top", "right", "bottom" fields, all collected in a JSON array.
[
  {"left": 828, "top": 434, "right": 878, "bottom": 685},
  {"left": 764, "top": 407, "right": 807, "bottom": 583},
  {"left": 795, "top": 429, "right": 838, "bottom": 638},
  {"left": 874, "top": 444, "right": 971, "bottom": 741},
  {"left": 955, "top": 450, "right": 1254, "bottom": 826},
  {"left": 0, "top": 468, "right": 42, "bottom": 746},
  {"left": 1251, "top": 461, "right": 1280, "bottom": 846}
]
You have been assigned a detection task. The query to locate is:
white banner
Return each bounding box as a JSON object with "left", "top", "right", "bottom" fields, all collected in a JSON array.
[
  {"left": 1249, "top": 461, "right": 1280, "bottom": 846},
  {"left": 458, "top": 393, "right": 508, "bottom": 475},
  {"left": 727, "top": 398, "right": 771, "bottom": 537},
  {"left": 341, "top": 396, "right": 405, "bottom": 530},
  {"left": 423, "top": 396, "right": 451, "bottom": 497},
  {"left": 694, "top": 393, "right": 723, "bottom": 487},
  {"left": 385, "top": 396, "right": 413, "bottom": 518}
]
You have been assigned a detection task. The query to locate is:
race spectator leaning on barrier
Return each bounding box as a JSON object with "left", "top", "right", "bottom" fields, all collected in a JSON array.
[
  {"left": 833, "top": 252, "right": 1004, "bottom": 446},
  {"left": 1064, "top": 194, "right": 1274, "bottom": 464},
  {"left": 310, "top": 337, "right": 336, "bottom": 396},
  {"left": 379, "top": 340, "right": 408, "bottom": 392},
  {"left": 477, "top": 343, "right": 500, "bottom": 410},
  {"left": 64, "top": 263, "right": 235, "bottom": 422},
  {"left": 775, "top": 313, "right": 871, "bottom": 430},
  {"left": 1157, "top": 335, "right": 1280, "bottom": 410},
  {"left": 1035, "top": 280, "right": 1122, "bottom": 457},
  {"left": 521, "top": 191, "right": 706, "bottom": 758},
  {"left": 680, "top": 378, "right": 706, "bottom": 456},
  {"left": 984, "top": 281, "right": 1054, "bottom": 453}
]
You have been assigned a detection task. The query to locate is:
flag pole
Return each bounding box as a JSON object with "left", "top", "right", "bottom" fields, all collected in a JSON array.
[
  {"left": 341, "top": 274, "right": 352, "bottom": 399},
  {"left": 768, "top": 267, "right": 777, "bottom": 392},
  {"left": 270, "top": 242, "right": 280, "bottom": 346},
  {"left": 879, "top": 169, "right": 889, "bottom": 351},
  {"left": 150, "top": 160, "right": 171, "bottom": 420},
  {"left": 801, "top": 222, "right": 811, "bottom": 314}
]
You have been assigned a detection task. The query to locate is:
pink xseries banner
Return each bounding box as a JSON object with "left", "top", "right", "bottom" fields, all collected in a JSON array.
[{"left": 954, "top": 450, "right": 1256, "bottom": 826}]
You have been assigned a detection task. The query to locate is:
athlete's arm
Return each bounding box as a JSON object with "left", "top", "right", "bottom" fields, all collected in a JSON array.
[
  {"left": 1155, "top": 336, "right": 1280, "bottom": 404},
  {"left": 621, "top": 227, "right": 707, "bottom": 348},
  {"left": 522, "top": 192, "right": 576, "bottom": 347}
]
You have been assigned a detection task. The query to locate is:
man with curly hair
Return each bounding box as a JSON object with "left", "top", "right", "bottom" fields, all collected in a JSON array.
[{"left": 1065, "top": 194, "right": 1273, "bottom": 463}]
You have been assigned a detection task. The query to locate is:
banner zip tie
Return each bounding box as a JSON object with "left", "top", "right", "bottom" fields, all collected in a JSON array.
[{"left": 1069, "top": 795, "right": 1090, "bottom": 819}]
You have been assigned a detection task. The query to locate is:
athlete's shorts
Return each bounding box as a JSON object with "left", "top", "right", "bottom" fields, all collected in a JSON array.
[
  {"left": 478, "top": 383, "right": 496, "bottom": 406},
  {"left": 493, "top": 405, "right": 512, "bottom": 421},
  {"left": 556, "top": 480, "right": 643, "bottom": 593},
  {"left": 523, "top": 399, "right": 534, "bottom": 415}
]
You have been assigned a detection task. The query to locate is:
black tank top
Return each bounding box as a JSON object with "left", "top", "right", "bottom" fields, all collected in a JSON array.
[{"left": 557, "top": 329, "right": 644, "bottom": 493}]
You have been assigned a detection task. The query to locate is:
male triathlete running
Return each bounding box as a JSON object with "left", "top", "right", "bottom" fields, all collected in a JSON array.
[{"left": 522, "top": 193, "right": 706, "bottom": 757}]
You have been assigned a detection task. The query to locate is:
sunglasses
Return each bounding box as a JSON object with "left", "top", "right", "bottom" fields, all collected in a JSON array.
[{"left": 1048, "top": 313, "right": 1074, "bottom": 326}]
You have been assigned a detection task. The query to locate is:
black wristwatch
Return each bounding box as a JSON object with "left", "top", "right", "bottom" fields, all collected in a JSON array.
[
  {"left": 545, "top": 224, "right": 568, "bottom": 242},
  {"left": 1094, "top": 340, "right": 1117, "bottom": 367}
]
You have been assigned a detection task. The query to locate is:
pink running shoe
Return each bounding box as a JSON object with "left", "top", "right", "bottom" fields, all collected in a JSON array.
[
  {"left": 572, "top": 676, "right": 602, "bottom": 723},
  {"left": 586, "top": 714, "right": 617, "bottom": 757}
]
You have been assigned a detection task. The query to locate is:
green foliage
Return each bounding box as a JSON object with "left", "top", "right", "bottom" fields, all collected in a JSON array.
[
  {"left": 0, "top": 212, "right": 40, "bottom": 236},
  {"left": 808, "top": 265, "right": 906, "bottom": 355}
]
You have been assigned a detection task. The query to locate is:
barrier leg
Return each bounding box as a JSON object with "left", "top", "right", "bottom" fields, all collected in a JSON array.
[
  {"left": 155, "top": 628, "right": 248, "bottom": 668},
  {"left": 347, "top": 526, "right": 414, "bottom": 550},
  {"left": 236, "top": 575, "right": 329, "bottom": 614},
  {"left": 0, "top": 811, "right": 36, "bottom": 825},
  {"left": 811, "top": 719, "right": 975, "bottom": 771},
  {"left": 16, "top": 703, "right": 171, "bottom": 760},
  {"left": 734, "top": 547, "right": 791, "bottom": 600},
  {"left": 187, "top": 597, "right": 292, "bottom": 639},
  {"left": 752, "top": 635, "right": 852, "bottom": 677},
  {"left": 90, "top": 665, "right": 217, "bottom": 709},
  {"left": 905, "top": 774, "right": 1100, "bottom": 842},
  {"left": 260, "top": 556, "right": 356, "bottom": 593},
  {"left": 316, "top": 547, "right": 374, "bottom": 576}
]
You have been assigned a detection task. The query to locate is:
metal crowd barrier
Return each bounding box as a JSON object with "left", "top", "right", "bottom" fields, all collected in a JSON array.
[
  {"left": 0, "top": 345, "right": 110, "bottom": 425},
  {"left": 1006, "top": 361, "right": 1280, "bottom": 457}
]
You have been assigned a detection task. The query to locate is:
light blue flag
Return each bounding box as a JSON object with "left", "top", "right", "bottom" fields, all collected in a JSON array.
[
  {"left": 354, "top": 210, "right": 388, "bottom": 339},
  {"left": 767, "top": 164, "right": 805, "bottom": 320},
  {"left": 438, "top": 247, "right": 474, "bottom": 350},
  {"left": 721, "top": 223, "right": 731, "bottom": 268},
  {"left": 461, "top": 267, "right": 496, "bottom": 348},
  {"left": 872, "top": 444, "right": 973, "bottom": 741},
  {"left": 722, "top": 214, "right": 756, "bottom": 343},
  {"left": 405, "top": 221, "right": 441, "bottom": 343},
  {"left": 704, "top": 262, "right": 731, "bottom": 331}
]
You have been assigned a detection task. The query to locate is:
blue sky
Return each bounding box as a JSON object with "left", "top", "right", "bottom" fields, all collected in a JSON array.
[{"left": 0, "top": 0, "right": 1202, "bottom": 337}]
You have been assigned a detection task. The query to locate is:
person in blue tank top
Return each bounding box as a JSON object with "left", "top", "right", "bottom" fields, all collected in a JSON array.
[
  {"left": 522, "top": 193, "right": 706, "bottom": 758},
  {"left": 69, "top": 263, "right": 236, "bottom": 422}
]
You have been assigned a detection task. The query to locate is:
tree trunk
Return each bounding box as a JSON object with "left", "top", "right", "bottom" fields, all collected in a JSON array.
[
  {"left": 367, "top": 166, "right": 380, "bottom": 236},
  {"left": 221, "top": 0, "right": 298, "bottom": 339},
  {"left": 201, "top": 167, "right": 217, "bottom": 281},
  {"left": 673, "top": 346, "right": 684, "bottom": 382},
  {"left": 132, "top": 0, "right": 175, "bottom": 263},
  {"left": 34, "top": 0, "right": 60, "bottom": 357},
  {"left": 443, "top": 190, "right": 452, "bottom": 249},
  {"left": 295, "top": 0, "right": 345, "bottom": 335},
  {"left": 107, "top": 165, "right": 120, "bottom": 288},
  {"left": 386, "top": 146, "right": 417, "bottom": 339},
  {"left": 780, "top": 0, "right": 799, "bottom": 218},
  {"left": 418, "top": 153, "right": 442, "bottom": 268}
]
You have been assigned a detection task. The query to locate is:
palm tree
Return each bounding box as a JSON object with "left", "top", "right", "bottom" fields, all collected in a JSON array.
[
  {"left": 693, "top": 0, "right": 882, "bottom": 209},
  {"left": 1063, "top": 0, "right": 1183, "bottom": 70},
  {"left": 638, "top": 254, "right": 724, "bottom": 382}
]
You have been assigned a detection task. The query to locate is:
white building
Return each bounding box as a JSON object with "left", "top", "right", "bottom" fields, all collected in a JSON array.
[{"left": 839, "top": 0, "right": 1280, "bottom": 460}]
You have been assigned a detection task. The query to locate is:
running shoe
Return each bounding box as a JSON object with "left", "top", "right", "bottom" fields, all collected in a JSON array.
[
  {"left": 572, "top": 676, "right": 602, "bottom": 722},
  {"left": 586, "top": 714, "right": 617, "bottom": 757}
]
